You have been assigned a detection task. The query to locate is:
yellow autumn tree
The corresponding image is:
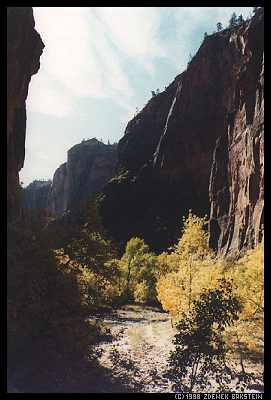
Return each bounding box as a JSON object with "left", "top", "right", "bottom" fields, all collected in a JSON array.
[
  {"left": 231, "top": 243, "right": 264, "bottom": 319},
  {"left": 224, "top": 242, "right": 264, "bottom": 357},
  {"left": 156, "top": 211, "right": 223, "bottom": 319}
]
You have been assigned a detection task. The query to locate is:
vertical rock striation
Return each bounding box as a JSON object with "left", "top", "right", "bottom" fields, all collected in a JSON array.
[
  {"left": 7, "top": 7, "right": 44, "bottom": 219},
  {"left": 48, "top": 139, "right": 118, "bottom": 215},
  {"left": 100, "top": 9, "right": 264, "bottom": 255},
  {"left": 49, "top": 163, "right": 68, "bottom": 215},
  {"left": 209, "top": 9, "right": 264, "bottom": 256},
  {"left": 23, "top": 180, "right": 52, "bottom": 211}
]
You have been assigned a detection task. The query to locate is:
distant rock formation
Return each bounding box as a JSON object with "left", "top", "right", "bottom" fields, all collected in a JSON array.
[
  {"left": 49, "top": 138, "right": 118, "bottom": 214},
  {"left": 23, "top": 180, "right": 52, "bottom": 212},
  {"left": 24, "top": 139, "right": 118, "bottom": 215},
  {"left": 7, "top": 7, "right": 44, "bottom": 219},
  {"left": 100, "top": 8, "right": 264, "bottom": 255}
]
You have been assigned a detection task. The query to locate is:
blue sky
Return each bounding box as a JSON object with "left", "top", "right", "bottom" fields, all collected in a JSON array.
[{"left": 20, "top": 7, "right": 253, "bottom": 186}]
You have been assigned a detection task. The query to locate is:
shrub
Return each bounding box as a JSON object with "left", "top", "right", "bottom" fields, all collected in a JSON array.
[
  {"left": 7, "top": 220, "right": 96, "bottom": 369},
  {"left": 119, "top": 237, "right": 157, "bottom": 301},
  {"left": 134, "top": 280, "right": 149, "bottom": 303},
  {"left": 166, "top": 280, "right": 246, "bottom": 392}
]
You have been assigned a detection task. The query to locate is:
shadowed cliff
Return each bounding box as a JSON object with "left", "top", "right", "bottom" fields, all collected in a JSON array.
[
  {"left": 7, "top": 7, "right": 44, "bottom": 219},
  {"left": 99, "top": 8, "right": 264, "bottom": 255}
]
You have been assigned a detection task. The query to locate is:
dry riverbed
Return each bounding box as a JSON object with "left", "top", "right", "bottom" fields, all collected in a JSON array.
[
  {"left": 88, "top": 305, "right": 264, "bottom": 393},
  {"left": 89, "top": 304, "right": 176, "bottom": 392},
  {"left": 8, "top": 305, "right": 263, "bottom": 393}
]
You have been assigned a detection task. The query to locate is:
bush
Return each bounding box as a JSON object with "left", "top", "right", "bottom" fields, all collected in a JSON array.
[
  {"left": 156, "top": 212, "right": 264, "bottom": 368},
  {"left": 118, "top": 237, "right": 158, "bottom": 302},
  {"left": 166, "top": 280, "right": 247, "bottom": 392},
  {"left": 224, "top": 243, "right": 264, "bottom": 358},
  {"left": 134, "top": 280, "right": 149, "bottom": 303},
  {"left": 7, "top": 219, "right": 102, "bottom": 373},
  {"left": 156, "top": 212, "right": 221, "bottom": 318}
]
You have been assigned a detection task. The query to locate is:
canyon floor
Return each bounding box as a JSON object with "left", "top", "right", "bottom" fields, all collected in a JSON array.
[
  {"left": 8, "top": 304, "right": 263, "bottom": 393},
  {"left": 84, "top": 305, "right": 264, "bottom": 393},
  {"left": 89, "top": 304, "right": 176, "bottom": 393}
]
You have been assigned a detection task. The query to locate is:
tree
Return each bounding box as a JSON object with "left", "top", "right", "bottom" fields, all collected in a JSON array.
[
  {"left": 174, "top": 211, "right": 212, "bottom": 259},
  {"left": 134, "top": 280, "right": 149, "bottom": 303},
  {"left": 65, "top": 200, "right": 117, "bottom": 276},
  {"left": 224, "top": 243, "right": 264, "bottom": 360},
  {"left": 229, "top": 12, "right": 238, "bottom": 28},
  {"left": 216, "top": 22, "right": 223, "bottom": 31},
  {"left": 120, "top": 237, "right": 157, "bottom": 302},
  {"left": 204, "top": 32, "right": 208, "bottom": 39},
  {"left": 151, "top": 90, "right": 156, "bottom": 97},
  {"left": 237, "top": 14, "right": 244, "bottom": 24},
  {"left": 121, "top": 238, "right": 149, "bottom": 297},
  {"left": 166, "top": 280, "right": 250, "bottom": 392},
  {"left": 156, "top": 212, "right": 220, "bottom": 317}
]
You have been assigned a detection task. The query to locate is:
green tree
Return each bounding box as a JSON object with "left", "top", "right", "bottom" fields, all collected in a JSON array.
[
  {"left": 64, "top": 199, "right": 117, "bottom": 279},
  {"left": 166, "top": 280, "right": 250, "bottom": 392},
  {"left": 119, "top": 237, "right": 157, "bottom": 302},
  {"left": 216, "top": 22, "right": 223, "bottom": 31},
  {"left": 237, "top": 14, "right": 244, "bottom": 24},
  {"left": 229, "top": 12, "right": 238, "bottom": 28},
  {"left": 121, "top": 237, "right": 149, "bottom": 296}
]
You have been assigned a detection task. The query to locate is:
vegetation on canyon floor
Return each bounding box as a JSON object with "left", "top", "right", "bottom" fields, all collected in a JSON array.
[{"left": 7, "top": 196, "right": 264, "bottom": 392}]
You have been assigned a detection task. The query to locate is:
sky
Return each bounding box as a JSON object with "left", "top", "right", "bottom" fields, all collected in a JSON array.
[{"left": 20, "top": 6, "right": 253, "bottom": 186}]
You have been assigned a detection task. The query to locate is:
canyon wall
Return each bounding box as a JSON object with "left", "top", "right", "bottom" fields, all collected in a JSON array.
[
  {"left": 24, "top": 139, "right": 118, "bottom": 215},
  {"left": 9, "top": 7, "right": 263, "bottom": 257},
  {"left": 7, "top": 7, "right": 44, "bottom": 219},
  {"left": 209, "top": 10, "right": 264, "bottom": 257},
  {"left": 100, "top": 8, "right": 264, "bottom": 255},
  {"left": 23, "top": 180, "right": 52, "bottom": 211},
  {"left": 49, "top": 139, "right": 117, "bottom": 214}
]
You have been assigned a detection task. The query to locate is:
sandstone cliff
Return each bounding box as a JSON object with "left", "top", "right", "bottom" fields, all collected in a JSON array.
[
  {"left": 100, "top": 9, "right": 264, "bottom": 255},
  {"left": 23, "top": 180, "right": 52, "bottom": 211},
  {"left": 7, "top": 7, "right": 44, "bottom": 219},
  {"left": 209, "top": 9, "right": 264, "bottom": 257},
  {"left": 49, "top": 139, "right": 118, "bottom": 215},
  {"left": 49, "top": 163, "right": 68, "bottom": 215}
]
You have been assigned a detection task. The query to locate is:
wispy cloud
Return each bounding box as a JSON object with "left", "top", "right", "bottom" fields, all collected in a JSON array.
[
  {"left": 28, "top": 7, "right": 165, "bottom": 118},
  {"left": 168, "top": 7, "right": 253, "bottom": 70},
  {"left": 22, "top": 7, "right": 253, "bottom": 185},
  {"left": 29, "top": 7, "right": 253, "bottom": 117},
  {"left": 93, "top": 7, "right": 164, "bottom": 59}
]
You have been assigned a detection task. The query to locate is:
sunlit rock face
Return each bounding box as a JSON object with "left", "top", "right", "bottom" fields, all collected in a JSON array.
[
  {"left": 209, "top": 8, "right": 264, "bottom": 257},
  {"left": 100, "top": 8, "right": 264, "bottom": 255},
  {"left": 7, "top": 7, "right": 44, "bottom": 219},
  {"left": 49, "top": 163, "right": 68, "bottom": 215},
  {"left": 49, "top": 139, "right": 118, "bottom": 215}
]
